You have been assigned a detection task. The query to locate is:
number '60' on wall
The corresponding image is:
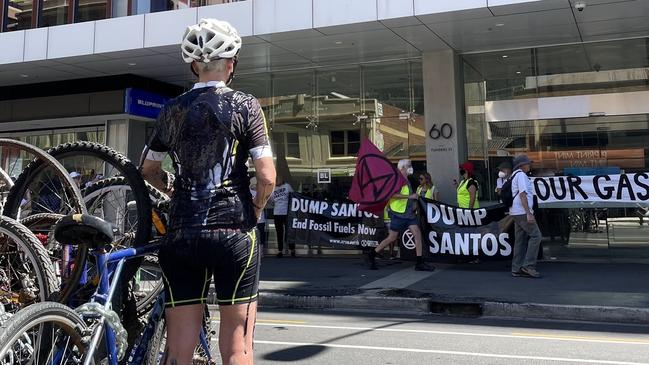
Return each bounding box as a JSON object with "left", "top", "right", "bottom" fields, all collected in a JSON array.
[{"left": 429, "top": 123, "right": 453, "bottom": 139}]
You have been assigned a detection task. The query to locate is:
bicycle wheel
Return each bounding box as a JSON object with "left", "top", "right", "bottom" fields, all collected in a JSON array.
[
  {"left": 5, "top": 142, "right": 151, "bottom": 248},
  {"left": 61, "top": 176, "right": 166, "bottom": 308},
  {"left": 133, "top": 256, "right": 164, "bottom": 317},
  {"left": 1, "top": 139, "right": 86, "bottom": 220},
  {"left": 19, "top": 213, "right": 88, "bottom": 302},
  {"left": 0, "top": 302, "right": 89, "bottom": 365},
  {"left": 0, "top": 167, "right": 13, "bottom": 210},
  {"left": 0, "top": 216, "right": 59, "bottom": 315},
  {"left": 6, "top": 142, "right": 153, "bottom": 305}
]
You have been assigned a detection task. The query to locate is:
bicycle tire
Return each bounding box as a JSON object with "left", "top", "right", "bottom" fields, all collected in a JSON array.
[
  {"left": 0, "top": 301, "right": 89, "bottom": 365},
  {"left": 0, "top": 216, "right": 59, "bottom": 315},
  {"left": 79, "top": 177, "right": 165, "bottom": 316},
  {"left": 5, "top": 141, "right": 151, "bottom": 248},
  {"left": 133, "top": 256, "right": 164, "bottom": 317},
  {"left": 18, "top": 213, "right": 89, "bottom": 302},
  {"left": 0, "top": 138, "right": 86, "bottom": 218},
  {"left": 5, "top": 142, "right": 152, "bottom": 304}
]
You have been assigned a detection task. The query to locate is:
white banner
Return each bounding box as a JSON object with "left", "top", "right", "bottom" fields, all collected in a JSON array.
[{"left": 533, "top": 173, "right": 649, "bottom": 204}]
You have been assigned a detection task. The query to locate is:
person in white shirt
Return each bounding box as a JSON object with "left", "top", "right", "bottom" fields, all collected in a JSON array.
[
  {"left": 272, "top": 177, "right": 294, "bottom": 258},
  {"left": 509, "top": 154, "right": 542, "bottom": 278}
]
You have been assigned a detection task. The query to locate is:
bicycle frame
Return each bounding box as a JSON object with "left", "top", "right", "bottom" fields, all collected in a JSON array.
[
  {"left": 66, "top": 240, "right": 212, "bottom": 365},
  {"left": 82, "top": 242, "right": 160, "bottom": 365}
]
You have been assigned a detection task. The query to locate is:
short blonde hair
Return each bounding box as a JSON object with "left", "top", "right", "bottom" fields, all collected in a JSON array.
[{"left": 194, "top": 59, "right": 229, "bottom": 74}]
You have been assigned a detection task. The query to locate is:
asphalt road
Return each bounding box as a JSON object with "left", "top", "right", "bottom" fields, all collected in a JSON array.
[{"left": 208, "top": 308, "right": 649, "bottom": 365}]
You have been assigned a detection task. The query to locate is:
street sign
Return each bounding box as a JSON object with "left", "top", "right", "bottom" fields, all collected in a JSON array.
[{"left": 317, "top": 169, "right": 331, "bottom": 184}]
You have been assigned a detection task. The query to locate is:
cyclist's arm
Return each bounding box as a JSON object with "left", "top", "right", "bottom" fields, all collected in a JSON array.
[
  {"left": 142, "top": 158, "right": 168, "bottom": 195},
  {"left": 247, "top": 97, "right": 276, "bottom": 218},
  {"left": 141, "top": 107, "right": 171, "bottom": 195},
  {"left": 253, "top": 157, "right": 275, "bottom": 219}
]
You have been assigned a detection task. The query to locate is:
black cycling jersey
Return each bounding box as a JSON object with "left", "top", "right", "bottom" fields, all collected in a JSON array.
[{"left": 147, "top": 85, "right": 271, "bottom": 231}]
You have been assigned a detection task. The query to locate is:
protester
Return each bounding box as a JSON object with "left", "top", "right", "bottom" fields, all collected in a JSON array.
[
  {"left": 273, "top": 176, "right": 294, "bottom": 258},
  {"left": 250, "top": 177, "right": 267, "bottom": 251},
  {"left": 367, "top": 159, "right": 434, "bottom": 271},
  {"left": 384, "top": 207, "right": 398, "bottom": 260},
  {"left": 417, "top": 172, "right": 438, "bottom": 200},
  {"left": 495, "top": 161, "right": 512, "bottom": 201},
  {"left": 510, "top": 154, "right": 542, "bottom": 278},
  {"left": 456, "top": 162, "right": 479, "bottom": 209},
  {"left": 70, "top": 171, "right": 82, "bottom": 187}
]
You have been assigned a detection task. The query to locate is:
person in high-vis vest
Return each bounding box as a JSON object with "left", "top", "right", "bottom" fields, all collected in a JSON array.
[
  {"left": 367, "top": 159, "right": 434, "bottom": 271},
  {"left": 417, "top": 172, "right": 438, "bottom": 201},
  {"left": 457, "top": 161, "right": 479, "bottom": 209}
]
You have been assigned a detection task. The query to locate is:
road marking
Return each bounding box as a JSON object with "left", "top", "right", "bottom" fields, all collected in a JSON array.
[
  {"left": 253, "top": 322, "right": 649, "bottom": 346},
  {"left": 512, "top": 332, "right": 649, "bottom": 345},
  {"left": 210, "top": 317, "right": 307, "bottom": 324},
  {"left": 255, "top": 340, "right": 649, "bottom": 364},
  {"left": 360, "top": 266, "right": 442, "bottom": 289}
]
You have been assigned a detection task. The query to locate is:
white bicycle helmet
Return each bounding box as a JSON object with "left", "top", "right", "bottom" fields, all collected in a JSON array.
[{"left": 181, "top": 18, "right": 241, "bottom": 63}]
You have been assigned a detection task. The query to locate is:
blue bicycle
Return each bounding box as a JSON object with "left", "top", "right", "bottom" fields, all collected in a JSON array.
[{"left": 0, "top": 213, "right": 214, "bottom": 365}]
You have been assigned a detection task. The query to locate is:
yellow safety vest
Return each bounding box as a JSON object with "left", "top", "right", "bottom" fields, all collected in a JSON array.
[
  {"left": 457, "top": 178, "right": 479, "bottom": 209},
  {"left": 388, "top": 184, "right": 411, "bottom": 214},
  {"left": 416, "top": 186, "right": 434, "bottom": 200}
]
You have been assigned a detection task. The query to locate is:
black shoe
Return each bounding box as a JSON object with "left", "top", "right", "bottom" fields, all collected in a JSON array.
[
  {"left": 290, "top": 250, "right": 297, "bottom": 258},
  {"left": 367, "top": 250, "right": 378, "bottom": 269},
  {"left": 276, "top": 252, "right": 283, "bottom": 258},
  {"left": 415, "top": 262, "right": 435, "bottom": 271}
]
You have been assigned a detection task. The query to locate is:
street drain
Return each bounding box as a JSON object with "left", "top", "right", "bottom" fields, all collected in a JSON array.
[{"left": 429, "top": 301, "right": 483, "bottom": 317}]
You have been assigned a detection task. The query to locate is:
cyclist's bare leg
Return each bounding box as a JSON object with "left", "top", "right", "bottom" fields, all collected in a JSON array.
[
  {"left": 219, "top": 302, "right": 258, "bottom": 365},
  {"left": 163, "top": 304, "right": 204, "bottom": 365}
]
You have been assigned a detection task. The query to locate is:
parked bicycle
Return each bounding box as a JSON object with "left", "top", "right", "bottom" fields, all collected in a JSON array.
[{"left": 0, "top": 213, "right": 213, "bottom": 365}]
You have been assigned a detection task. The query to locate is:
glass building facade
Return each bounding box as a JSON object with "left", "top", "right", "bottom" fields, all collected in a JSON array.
[
  {"left": 232, "top": 60, "right": 425, "bottom": 201},
  {"left": 462, "top": 37, "right": 649, "bottom": 260}
]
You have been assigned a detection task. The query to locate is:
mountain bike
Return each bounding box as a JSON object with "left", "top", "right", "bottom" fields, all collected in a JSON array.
[{"left": 0, "top": 213, "right": 213, "bottom": 365}]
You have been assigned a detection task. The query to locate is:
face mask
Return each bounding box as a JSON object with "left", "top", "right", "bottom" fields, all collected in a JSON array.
[
  {"left": 406, "top": 167, "right": 414, "bottom": 175},
  {"left": 459, "top": 169, "right": 466, "bottom": 176},
  {"left": 498, "top": 171, "right": 507, "bottom": 178}
]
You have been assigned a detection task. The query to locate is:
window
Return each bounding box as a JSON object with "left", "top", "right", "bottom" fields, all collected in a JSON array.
[
  {"left": 78, "top": 0, "right": 109, "bottom": 22},
  {"left": 6, "top": 0, "right": 33, "bottom": 31},
  {"left": 41, "top": 0, "right": 69, "bottom": 27},
  {"left": 330, "top": 130, "right": 360, "bottom": 157},
  {"left": 272, "top": 132, "right": 300, "bottom": 159}
]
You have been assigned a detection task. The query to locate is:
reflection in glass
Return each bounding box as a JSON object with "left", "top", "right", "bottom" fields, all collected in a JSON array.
[
  {"left": 78, "top": 0, "right": 108, "bottom": 22},
  {"left": 6, "top": 0, "right": 33, "bottom": 31},
  {"left": 232, "top": 60, "right": 424, "bottom": 254},
  {"left": 41, "top": 0, "right": 69, "bottom": 27}
]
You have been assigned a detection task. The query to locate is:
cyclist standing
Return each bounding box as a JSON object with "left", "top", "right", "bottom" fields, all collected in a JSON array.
[{"left": 141, "top": 18, "right": 276, "bottom": 365}]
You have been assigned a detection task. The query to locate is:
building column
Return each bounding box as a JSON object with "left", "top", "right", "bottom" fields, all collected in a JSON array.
[{"left": 422, "top": 50, "right": 467, "bottom": 205}]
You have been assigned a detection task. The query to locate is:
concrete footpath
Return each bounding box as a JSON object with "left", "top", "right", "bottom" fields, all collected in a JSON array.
[{"left": 214, "top": 256, "right": 649, "bottom": 325}]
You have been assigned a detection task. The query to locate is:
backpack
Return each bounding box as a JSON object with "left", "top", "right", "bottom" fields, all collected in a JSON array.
[{"left": 500, "top": 171, "right": 522, "bottom": 208}]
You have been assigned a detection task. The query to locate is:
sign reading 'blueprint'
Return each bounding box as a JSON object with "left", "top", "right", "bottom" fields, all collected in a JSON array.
[{"left": 124, "top": 88, "right": 169, "bottom": 119}]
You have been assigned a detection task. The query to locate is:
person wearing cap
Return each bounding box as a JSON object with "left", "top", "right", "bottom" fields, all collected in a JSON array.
[
  {"left": 70, "top": 171, "right": 81, "bottom": 187},
  {"left": 456, "top": 162, "right": 479, "bottom": 209},
  {"left": 510, "top": 154, "right": 542, "bottom": 278},
  {"left": 495, "top": 161, "right": 512, "bottom": 201}
]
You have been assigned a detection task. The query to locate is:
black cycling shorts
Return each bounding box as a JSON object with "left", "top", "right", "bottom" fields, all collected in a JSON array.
[{"left": 158, "top": 228, "right": 260, "bottom": 308}]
